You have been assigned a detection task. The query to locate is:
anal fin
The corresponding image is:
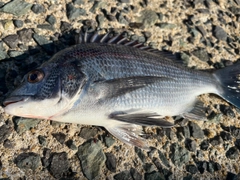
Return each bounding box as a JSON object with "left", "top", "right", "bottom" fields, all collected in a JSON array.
[
  {"left": 182, "top": 100, "right": 207, "bottom": 121},
  {"left": 106, "top": 124, "right": 150, "bottom": 151}
]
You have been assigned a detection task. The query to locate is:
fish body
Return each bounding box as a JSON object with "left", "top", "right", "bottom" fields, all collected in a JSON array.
[{"left": 3, "top": 32, "right": 240, "bottom": 150}]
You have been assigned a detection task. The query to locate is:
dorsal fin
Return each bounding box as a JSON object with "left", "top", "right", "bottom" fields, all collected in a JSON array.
[{"left": 75, "top": 30, "right": 183, "bottom": 63}]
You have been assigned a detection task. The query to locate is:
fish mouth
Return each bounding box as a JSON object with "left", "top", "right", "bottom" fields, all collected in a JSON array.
[{"left": 3, "top": 96, "right": 25, "bottom": 107}]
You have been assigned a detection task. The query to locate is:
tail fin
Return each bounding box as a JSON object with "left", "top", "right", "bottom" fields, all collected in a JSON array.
[{"left": 213, "top": 62, "right": 240, "bottom": 109}]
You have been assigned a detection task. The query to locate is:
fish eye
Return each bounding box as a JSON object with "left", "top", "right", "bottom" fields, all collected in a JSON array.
[{"left": 27, "top": 70, "right": 44, "bottom": 83}]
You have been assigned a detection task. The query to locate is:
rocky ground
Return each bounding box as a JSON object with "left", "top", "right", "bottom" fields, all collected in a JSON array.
[{"left": 0, "top": 0, "right": 240, "bottom": 179}]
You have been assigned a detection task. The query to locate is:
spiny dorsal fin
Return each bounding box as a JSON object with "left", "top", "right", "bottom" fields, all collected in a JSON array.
[{"left": 75, "top": 30, "right": 183, "bottom": 63}]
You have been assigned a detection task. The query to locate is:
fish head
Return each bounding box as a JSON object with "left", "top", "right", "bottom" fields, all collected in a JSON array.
[{"left": 3, "top": 61, "right": 86, "bottom": 120}]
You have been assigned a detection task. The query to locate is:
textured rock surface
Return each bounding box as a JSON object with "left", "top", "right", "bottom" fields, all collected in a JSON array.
[{"left": 0, "top": 0, "right": 240, "bottom": 179}]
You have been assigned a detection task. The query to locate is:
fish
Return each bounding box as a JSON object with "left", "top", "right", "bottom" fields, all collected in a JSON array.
[{"left": 3, "top": 31, "right": 240, "bottom": 150}]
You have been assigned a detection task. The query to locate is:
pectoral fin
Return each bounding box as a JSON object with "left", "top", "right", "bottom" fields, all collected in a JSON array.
[
  {"left": 109, "top": 111, "right": 174, "bottom": 127},
  {"left": 182, "top": 100, "right": 207, "bottom": 120},
  {"left": 93, "top": 76, "right": 174, "bottom": 99}
]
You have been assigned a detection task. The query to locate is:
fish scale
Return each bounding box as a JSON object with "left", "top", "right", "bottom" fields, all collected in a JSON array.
[{"left": 3, "top": 32, "right": 240, "bottom": 150}]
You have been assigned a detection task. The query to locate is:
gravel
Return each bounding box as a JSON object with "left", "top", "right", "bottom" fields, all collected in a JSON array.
[{"left": 0, "top": 0, "right": 240, "bottom": 179}]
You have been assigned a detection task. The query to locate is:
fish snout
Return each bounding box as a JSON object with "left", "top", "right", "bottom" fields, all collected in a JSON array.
[{"left": 3, "top": 96, "right": 24, "bottom": 107}]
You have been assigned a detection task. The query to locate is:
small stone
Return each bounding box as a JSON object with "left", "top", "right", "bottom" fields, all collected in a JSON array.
[
  {"left": 0, "top": 41, "right": 8, "bottom": 60},
  {"left": 192, "top": 48, "right": 210, "bottom": 62},
  {"left": 145, "top": 171, "right": 165, "bottom": 180},
  {"left": 3, "top": 35, "right": 19, "bottom": 49},
  {"left": 156, "top": 23, "right": 177, "bottom": 29},
  {"left": 104, "top": 135, "right": 115, "bottom": 147},
  {"left": 200, "top": 140, "right": 209, "bottom": 150},
  {"left": 213, "top": 26, "right": 228, "bottom": 41},
  {"left": 185, "top": 138, "right": 197, "bottom": 152},
  {"left": 106, "top": 14, "right": 116, "bottom": 21},
  {"left": 210, "top": 135, "right": 223, "bottom": 146},
  {"left": 118, "top": 0, "right": 130, "bottom": 3},
  {"left": 66, "top": 3, "right": 86, "bottom": 20},
  {"left": 207, "top": 111, "right": 222, "bottom": 123},
  {"left": 60, "top": 21, "right": 72, "bottom": 32},
  {"left": 73, "top": 0, "right": 86, "bottom": 5},
  {"left": 96, "top": 14, "right": 105, "bottom": 28},
  {"left": 196, "top": 25, "right": 207, "bottom": 37},
  {"left": 226, "top": 147, "right": 239, "bottom": 159},
  {"left": 3, "top": 139, "right": 14, "bottom": 149},
  {"left": 226, "top": 172, "right": 240, "bottom": 180},
  {"left": 17, "top": 28, "right": 33, "bottom": 43},
  {"left": 114, "top": 170, "right": 132, "bottom": 180},
  {"left": 105, "top": 153, "right": 116, "bottom": 172},
  {"left": 89, "top": 1, "right": 106, "bottom": 13},
  {"left": 158, "top": 150, "right": 170, "bottom": 167},
  {"left": 13, "top": 20, "right": 23, "bottom": 28},
  {"left": 79, "top": 127, "right": 98, "bottom": 139},
  {"left": 49, "top": 152, "right": 70, "bottom": 179},
  {"left": 0, "top": 125, "right": 12, "bottom": 143},
  {"left": 135, "top": 147, "right": 146, "bottom": 163},
  {"left": 77, "top": 139, "right": 106, "bottom": 180},
  {"left": 219, "top": 104, "right": 235, "bottom": 118},
  {"left": 38, "top": 135, "right": 47, "bottom": 146},
  {"left": 33, "top": 33, "right": 54, "bottom": 54},
  {"left": 229, "top": 6, "right": 240, "bottom": 15},
  {"left": 15, "top": 152, "right": 41, "bottom": 170},
  {"left": 189, "top": 122, "right": 204, "bottom": 139},
  {"left": 176, "top": 126, "right": 190, "bottom": 139},
  {"left": 130, "top": 168, "right": 142, "bottom": 180},
  {"left": 13, "top": 117, "right": 41, "bottom": 134},
  {"left": 207, "top": 161, "right": 215, "bottom": 173},
  {"left": 0, "top": 160, "right": 2, "bottom": 170},
  {"left": 31, "top": 4, "right": 45, "bottom": 14},
  {"left": 186, "top": 164, "right": 198, "bottom": 174},
  {"left": 231, "top": 127, "right": 240, "bottom": 139},
  {"left": 170, "top": 143, "right": 190, "bottom": 167},
  {"left": 116, "top": 12, "right": 129, "bottom": 25},
  {"left": 143, "top": 163, "right": 155, "bottom": 173},
  {"left": 65, "top": 139, "right": 77, "bottom": 150},
  {"left": 52, "top": 132, "right": 66, "bottom": 144},
  {"left": 37, "top": 24, "right": 54, "bottom": 31},
  {"left": 0, "top": 0, "right": 32, "bottom": 16},
  {"left": 220, "top": 131, "right": 232, "bottom": 141},
  {"left": 196, "top": 161, "right": 207, "bottom": 174},
  {"left": 8, "top": 50, "right": 25, "bottom": 59},
  {"left": 137, "top": 10, "right": 158, "bottom": 28},
  {"left": 46, "top": 15, "right": 56, "bottom": 25}
]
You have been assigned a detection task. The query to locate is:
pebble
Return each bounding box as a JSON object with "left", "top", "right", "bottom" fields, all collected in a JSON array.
[
  {"left": 17, "top": 28, "right": 33, "bottom": 43},
  {"left": 156, "top": 23, "right": 177, "bottom": 29},
  {"left": 13, "top": 117, "right": 40, "bottom": 134},
  {"left": 185, "top": 138, "right": 197, "bottom": 152},
  {"left": 79, "top": 127, "right": 98, "bottom": 139},
  {"left": 60, "top": 21, "right": 72, "bottom": 32},
  {"left": 170, "top": 143, "right": 190, "bottom": 167},
  {"left": 114, "top": 170, "right": 132, "bottom": 180},
  {"left": 13, "top": 20, "right": 23, "bottom": 28},
  {"left": 89, "top": 1, "right": 106, "bottom": 13},
  {"left": 226, "top": 172, "right": 240, "bottom": 180},
  {"left": 8, "top": 50, "right": 26, "bottom": 60},
  {"left": 219, "top": 104, "right": 235, "bottom": 118},
  {"left": 226, "top": 147, "right": 239, "bottom": 159},
  {"left": 210, "top": 135, "right": 223, "bottom": 146},
  {"left": 145, "top": 171, "right": 165, "bottom": 180},
  {"left": 33, "top": 33, "right": 54, "bottom": 54},
  {"left": 186, "top": 164, "right": 198, "bottom": 174},
  {"left": 0, "top": 0, "right": 32, "bottom": 16},
  {"left": 105, "top": 153, "right": 116, "bottom": 172},
  {"left": 46, "top": 15, "right": 56, "bottom": 25},
  {"left": 189, "top": 122, "right": 204, "bottom": 139},
  {"left": 77, "top": 139, "right": 106, "bottom": 179},
  {"left": 65, "top": 139, "right": 77, "bottom": 150},
  {"left": 196, "top": 161, "right": 207, "bottom": 174},
  {"left": 73, "top": 0, "right": 86, "bottom": 5},
  {"left": 138, "top": 10, "right": 158, "bottom": 28},
  {"left": 158, "top": 150, "right": 170, "bottom": 168},
  {"left": 104, "top": 135, "right": 115, "bottom": 147},
  {"left": 0, "top": 124, "right": 12, "bottom": 143},
  {"left": 116, "top": 12, "right": 129, "bottom": 25},
  {"left": 31, "top": 4, "right": 45, "bottom": 14},
  {"left": 66, "top": 3, "right": 86, "bottom": 20},
  {"left": 37, "top": 24, "right": 54, "bottom": 31},
  {"left": 52, "top": 132, "right": 66, "bottom": 144},
  {"left": 135, "top": 147, "right": 147, "bottom": 163},
  {"left": 49, "top": 152, "right": 70, "bottom": 179},
  {"left": 96, "top": 14, "right": 105, "bottom": 28},
  {"left": 220, "top": 131, "right": 232, "bottom": 141},
  {"left": 130, "top": 168, "right": 142, "bottom": 180},
  {"left": 200, "top": 140, "right": 209, "bottom": 150},
  {"left": 14, "top": 152, "right": 41, "bottom": 170},
  {"left": 213, "top": 25, "right": 228, "bottom": 41},
  {"left": 38, "top": 135, "right": 47, "bottom": 146},
  {"left": 3, "top": 34, "right": 19, "bottom": 49},
  {"left": 3, "top": 139, "right": 14, "bottom": 149},
  {"left": 191, "top": 48, "right": 210, "bottom": 62},
  {"left": 176, "top": 126, "right": 190, "bottom": 139}
]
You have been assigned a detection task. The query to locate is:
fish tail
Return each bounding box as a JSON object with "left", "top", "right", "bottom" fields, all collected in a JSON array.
[{"left": 213, "top": 62, "right": 240, "bottom": 108}]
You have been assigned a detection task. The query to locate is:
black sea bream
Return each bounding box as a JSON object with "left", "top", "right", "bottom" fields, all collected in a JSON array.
[{"left": 3, "top": 32, "right": 240, "bottom": 150}]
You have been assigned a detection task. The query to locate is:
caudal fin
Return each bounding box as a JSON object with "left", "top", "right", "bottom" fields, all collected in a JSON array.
[{"left": 213, "top": 62, "right": 240, "bottom": 109}]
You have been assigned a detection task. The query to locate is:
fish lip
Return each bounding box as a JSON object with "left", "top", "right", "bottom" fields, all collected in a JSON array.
[{"left": 3, "top": 96, "right": 26, "bottom": 107}]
